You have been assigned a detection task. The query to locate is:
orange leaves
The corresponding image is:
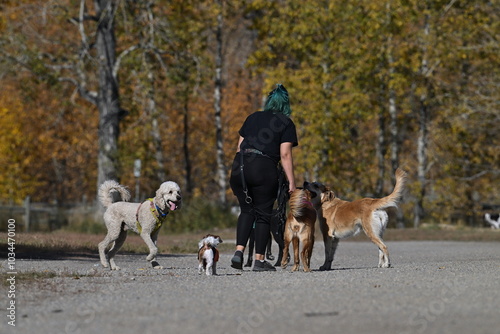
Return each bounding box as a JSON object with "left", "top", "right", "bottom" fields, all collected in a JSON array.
[{"left": 0, "top": 77, "right": 98, "bottom": 203}]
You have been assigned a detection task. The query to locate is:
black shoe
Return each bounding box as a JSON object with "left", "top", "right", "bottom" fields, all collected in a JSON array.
[
  {"left": 231, "top": 251, "right": 243, "bottom": 270},
  {"left": 253, "top": 260, "right": 277, "bottom": 272}
]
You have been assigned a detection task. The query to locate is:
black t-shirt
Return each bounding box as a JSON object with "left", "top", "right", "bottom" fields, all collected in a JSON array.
[{"left": 239, "top": 111, "right": 298, "bottom": 162}]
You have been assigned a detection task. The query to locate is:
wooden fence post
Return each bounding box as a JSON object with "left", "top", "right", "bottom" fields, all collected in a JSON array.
[{"left": 24, "top": 196, "right": 31, "bottom": 232}]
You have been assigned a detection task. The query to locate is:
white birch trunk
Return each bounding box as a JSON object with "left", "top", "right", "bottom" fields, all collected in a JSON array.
[
  {"left": 414, "top": 8, "right": 430, "bottom": 228},
  {"left": 214, "top": 1, "right": 226, "bottom": 204}
]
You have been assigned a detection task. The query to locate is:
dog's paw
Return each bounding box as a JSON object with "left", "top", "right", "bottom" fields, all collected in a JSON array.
[
  {"left": 291, "top": 265, "right": 299, "bottom": 272},
  {"left": 110, "top": 265, "right": 121, "bottom": 270},
  {"left": 379, "top": 263, "right": 391, "bottom": 268},
  {"left": 151, "top": 260, "right": 163, "bottom": 269},
  {"left": 151, "top": 261, "right": 163, "bottom": 269},
  {"left": 319, "top": 265, "right": 332, "bottom": 271}
]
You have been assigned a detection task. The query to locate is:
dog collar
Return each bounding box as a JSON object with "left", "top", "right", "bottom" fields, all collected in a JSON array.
[
  {"left": 302, "top": 200, "right": 314, "bottom": 207},
  {"left": 155, "top": 203, "right": 169, "bottom": 217}
]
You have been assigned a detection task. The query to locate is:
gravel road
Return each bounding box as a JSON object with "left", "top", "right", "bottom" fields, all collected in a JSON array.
[{"left": 2, "top": 240, "right": 500, "bottom": 334}]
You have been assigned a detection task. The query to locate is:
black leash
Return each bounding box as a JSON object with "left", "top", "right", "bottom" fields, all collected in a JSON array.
[
  {"left": 239, "top": 149, "right": 289, "bottom": 220},
  {"left": 239, "top": 150, "right": 254, "bottom": 205}
]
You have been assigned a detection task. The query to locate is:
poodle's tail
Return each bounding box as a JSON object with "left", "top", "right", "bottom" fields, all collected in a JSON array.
[{"left": 98, "top": 180, "right": 131, "bottom": 208}]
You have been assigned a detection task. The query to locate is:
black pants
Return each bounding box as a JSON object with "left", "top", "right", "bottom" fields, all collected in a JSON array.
[{"left": 230, "top": 153, "right": 278, "bottom": 255}]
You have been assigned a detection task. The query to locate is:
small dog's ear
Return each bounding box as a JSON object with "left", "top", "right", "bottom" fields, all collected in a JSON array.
[{"left": 322, "top": 191, "right": 335, "bottom": 202}]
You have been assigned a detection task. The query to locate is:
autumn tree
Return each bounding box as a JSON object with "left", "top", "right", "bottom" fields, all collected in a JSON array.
[
  {"left": 0, "top": 0, "right": 141, "bottom": 199},
  {"left": 0, "top": 0, "right": 498, "bottom": 228},
  {"left": 423, "top": 0, "right": 500, "bottom": 225}
]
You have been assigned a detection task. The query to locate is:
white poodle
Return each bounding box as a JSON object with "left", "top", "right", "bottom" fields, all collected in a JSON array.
[{"left": 98, "top": 180, "right": 182, "bottom": 270}]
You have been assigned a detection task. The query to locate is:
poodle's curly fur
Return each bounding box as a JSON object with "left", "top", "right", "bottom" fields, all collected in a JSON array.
[{"left": 98, "top": 180, "right": 182, "bottom": 270}]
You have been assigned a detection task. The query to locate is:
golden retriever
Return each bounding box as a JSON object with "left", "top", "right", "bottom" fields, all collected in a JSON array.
[
  {"left": 281, "top": 189, "right": 317, "bottom": 272},
  {"left": 304, "top": 168, "right": 406, "bottom": 270}
]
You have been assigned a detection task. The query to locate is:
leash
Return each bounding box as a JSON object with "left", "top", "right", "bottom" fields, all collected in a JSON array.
[
  {"left": 135, "top": 198, "right": 169, "bottom": 234},
  {"left": 239, "top": 149, "right": 289, "bottom": 219},
  {"left": 239, "top": 150, "right": 253, "bottom": 204},
  {"left": 239, "top": 149, "right": 274, "bottom": 213}
]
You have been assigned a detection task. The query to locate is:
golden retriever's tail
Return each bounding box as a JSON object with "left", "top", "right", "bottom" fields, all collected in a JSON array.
[
  {"left": 289, "top": 189, "right": 311, "bottom": 218},
  {"left": 373, "top": 168, "right": 407, "bottom": 210},
  {"left": 98, "top": 180, "right": 131, "bottom": 208}
]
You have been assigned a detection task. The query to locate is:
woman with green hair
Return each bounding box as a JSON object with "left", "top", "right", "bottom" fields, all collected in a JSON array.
[{"left": 229, "top": 84, "right": 298, "bottom": 272}]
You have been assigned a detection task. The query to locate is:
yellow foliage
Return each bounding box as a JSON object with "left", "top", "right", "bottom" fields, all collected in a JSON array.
[{"left": 0, "top": 0, "right": 498, "bottom": 227}]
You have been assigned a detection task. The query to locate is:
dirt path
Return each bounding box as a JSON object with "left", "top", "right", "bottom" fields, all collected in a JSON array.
[{"left": 2, "top": 240, "right": 500, "bottom": 334}]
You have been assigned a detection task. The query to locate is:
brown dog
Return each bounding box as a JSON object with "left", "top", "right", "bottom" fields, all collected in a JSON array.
[
  {"left": 281, "top": 189, "right": 317, "bottom": 272},
  {"left": 305, "top": 168, "right": 406, "bottom": 270}
]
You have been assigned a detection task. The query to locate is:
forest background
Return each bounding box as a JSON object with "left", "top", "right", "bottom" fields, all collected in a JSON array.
[{"left": 0, "top": 0, "right": 498, "bottom": 232}]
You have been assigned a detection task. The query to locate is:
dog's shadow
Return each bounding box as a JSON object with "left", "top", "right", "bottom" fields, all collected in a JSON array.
[
  {"left": 5, "top": 244, "right": 100, "bottom": 261},
  {"left": 8, "top": 246, "right": 194, "bottom": 262}
]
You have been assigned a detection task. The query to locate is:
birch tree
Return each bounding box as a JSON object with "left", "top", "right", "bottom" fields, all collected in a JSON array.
[
  {"left": 214, "top": 0, "right": 226, "bottom": 205},
  {"left": 0, "top": 0, "right": 139, "bottom": 198}
]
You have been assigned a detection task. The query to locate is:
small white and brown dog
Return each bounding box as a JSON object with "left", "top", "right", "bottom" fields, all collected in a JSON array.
[{"left": 198, "top": 234, "right": 223, "bottom": 276}]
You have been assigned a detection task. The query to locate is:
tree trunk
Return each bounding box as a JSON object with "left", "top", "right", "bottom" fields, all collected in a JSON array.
[
  {"left": 388, "top": 84, "right": 405, "bottom": 228},
  {"left": 182, "top": 92, "right": 193, "bottom": 195},
  {"left": 415, "top": 97, "right": 428, "bottom": 228},
  {"left": 414, "top": 7, "right": 430, "bottom": 228},
  {"left": 142, "top": 1, "right": 166, "bottom": 183},
  {"left": 214, "top": 0, "right": 226, "bottom": 205},
  {"left": 385, "top": 1, "right": 404, "bottom": 228},
  {"left": 95, "top": 0, "right": 121, "bottom": 187},
  {"left": 146, "top": 56, "right": 166, "bottom": 182},
  {"left": 389, "top": 87, "right": 399, "bottom": 178},
  {"left": 374, "top": 110, "right": 386, "bottom": 197}
]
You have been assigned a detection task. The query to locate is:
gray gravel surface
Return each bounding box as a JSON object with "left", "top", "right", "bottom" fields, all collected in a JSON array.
[{"left": 2, "top": 240, "right": 500, "bottom": 334}]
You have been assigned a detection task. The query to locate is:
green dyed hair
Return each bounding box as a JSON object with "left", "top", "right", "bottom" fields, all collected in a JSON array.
[{"left": 263, "top": 84, "right": 292, "bottom": 117}]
